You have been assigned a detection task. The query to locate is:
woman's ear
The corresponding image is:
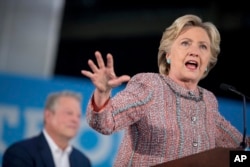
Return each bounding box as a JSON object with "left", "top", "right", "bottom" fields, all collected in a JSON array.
[
  {"left": 165, "top": 52, "right": 168, "bottom": 59},
  {"left": 166, "top": 53, "right": 171, "bottom": 64}
]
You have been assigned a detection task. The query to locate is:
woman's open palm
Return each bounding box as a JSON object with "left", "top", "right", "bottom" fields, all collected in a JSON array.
[{"left": 81, "top": 51, "right": 131, "bottom": 93}]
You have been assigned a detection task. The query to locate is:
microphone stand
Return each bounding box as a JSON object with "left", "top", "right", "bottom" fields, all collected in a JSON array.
[
  {"left": 220, "top": 83, "right": 248, "bottom": 149},
  {"left": 240, "top": 94, "right": 247, "bottom": 149}
]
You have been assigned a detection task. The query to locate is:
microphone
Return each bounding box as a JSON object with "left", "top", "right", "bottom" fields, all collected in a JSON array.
[
  {"left": 220, "top": 83, "right": 247, "bottom": 149},
  {"left": 220, "top": 83, "right": 250, "bottom": 100}
]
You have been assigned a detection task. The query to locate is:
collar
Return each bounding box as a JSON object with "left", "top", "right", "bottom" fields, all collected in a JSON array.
[
  {"left": 161, "top": 75, "right": 203, "bottom": 102},
  {"left": 43, "top": 129, "right": 72, "bottom": 154}
]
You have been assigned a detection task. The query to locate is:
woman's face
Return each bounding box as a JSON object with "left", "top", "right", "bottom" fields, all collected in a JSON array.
[{"left": 167, "top": 26, "right": 211, "bottom": 86}]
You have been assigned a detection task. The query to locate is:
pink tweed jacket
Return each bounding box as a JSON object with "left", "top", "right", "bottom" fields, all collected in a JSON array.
[{"left": 86, "top": 73, "right": 242, "bottom": 167}]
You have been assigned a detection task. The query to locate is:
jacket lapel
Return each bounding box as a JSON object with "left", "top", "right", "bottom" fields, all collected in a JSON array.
[
  {"left": 37, "top": 132, "right": 56, "bottom": 167},
  {"left": 69, "top": 150, "right": 76, "bottom": 167}
]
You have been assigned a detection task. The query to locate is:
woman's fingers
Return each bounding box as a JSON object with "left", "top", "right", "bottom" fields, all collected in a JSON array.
[
  {"left": 81, "top": 70, "right": 93, "bottom": 78},
  {"left": 95, "top": 51, "right": 105, "bottom": 69},
  {"left": 87, "top": 59, "right": 99, "bottom": 73},
  {"left": 81, "top": 51, "right": 130, "bottom": 89},
  {"left": 108, "top": 75, "right": 131, "bottom": 87},
  {"left": 83, "top": 51, "right": 106, "bottom": 74},
  {"left": 87, "top": 51, "right": 113, "bottom": 73},
  {"left": 106, "top": 53, "right": 114, "bottom": 69}
]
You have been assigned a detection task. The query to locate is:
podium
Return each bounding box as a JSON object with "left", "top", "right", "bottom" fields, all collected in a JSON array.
[{"left": 153, "top": 147, "right": 240, "bottom": 167}]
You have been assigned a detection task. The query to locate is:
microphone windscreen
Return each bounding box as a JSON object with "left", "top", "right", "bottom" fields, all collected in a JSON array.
[{"left": 220, "top": 83, "right": 235, "bottom": 91}]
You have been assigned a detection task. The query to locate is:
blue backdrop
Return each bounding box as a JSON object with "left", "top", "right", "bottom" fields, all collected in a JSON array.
[{"left": 0, "top": 72, "right": 249, "bottom": 166}]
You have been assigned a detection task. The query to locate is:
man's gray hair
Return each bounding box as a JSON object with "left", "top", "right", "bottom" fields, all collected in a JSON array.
[{"left": 45, "top": 90, "right": 82, "bottom": 111}]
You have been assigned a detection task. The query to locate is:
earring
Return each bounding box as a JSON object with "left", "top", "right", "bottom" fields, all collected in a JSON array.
[
  {"left": 205, "top": 67, "right": 208, "bottom": 72},
  {"left": 166, "top": 59, "right": 171, "bottom": 64}
]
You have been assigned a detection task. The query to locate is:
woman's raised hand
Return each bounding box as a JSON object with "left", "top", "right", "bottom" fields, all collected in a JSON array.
[{"left": 81, "top": 51, "right": 131, "bottom": 93}]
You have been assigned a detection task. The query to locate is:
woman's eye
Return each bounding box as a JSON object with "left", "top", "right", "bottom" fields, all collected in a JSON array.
[
  {"left": 181, "top": 41, "right": 189, "bottom": 46},
  {"left": 200, "top": 44, "right": 207, "bottom": 50}
]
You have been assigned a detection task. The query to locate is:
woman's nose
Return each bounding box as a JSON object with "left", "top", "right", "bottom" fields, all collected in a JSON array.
[{"left": 188, "top": 45, "right": 200, "bottom": 57}]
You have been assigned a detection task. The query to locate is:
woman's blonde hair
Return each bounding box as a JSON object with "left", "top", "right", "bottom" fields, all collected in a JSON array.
[{"left": 158, "top": 14, "right": 221, "bottom": 79}]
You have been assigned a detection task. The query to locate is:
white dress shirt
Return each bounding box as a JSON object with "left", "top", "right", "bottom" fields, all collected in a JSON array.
[{"left": 43, "top": 129, "right": 72, "bottom": 167}]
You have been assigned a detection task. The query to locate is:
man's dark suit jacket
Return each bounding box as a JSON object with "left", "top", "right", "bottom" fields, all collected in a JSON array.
[{"left": 2, "top": 132, "right": 91, "bottom": 167}]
